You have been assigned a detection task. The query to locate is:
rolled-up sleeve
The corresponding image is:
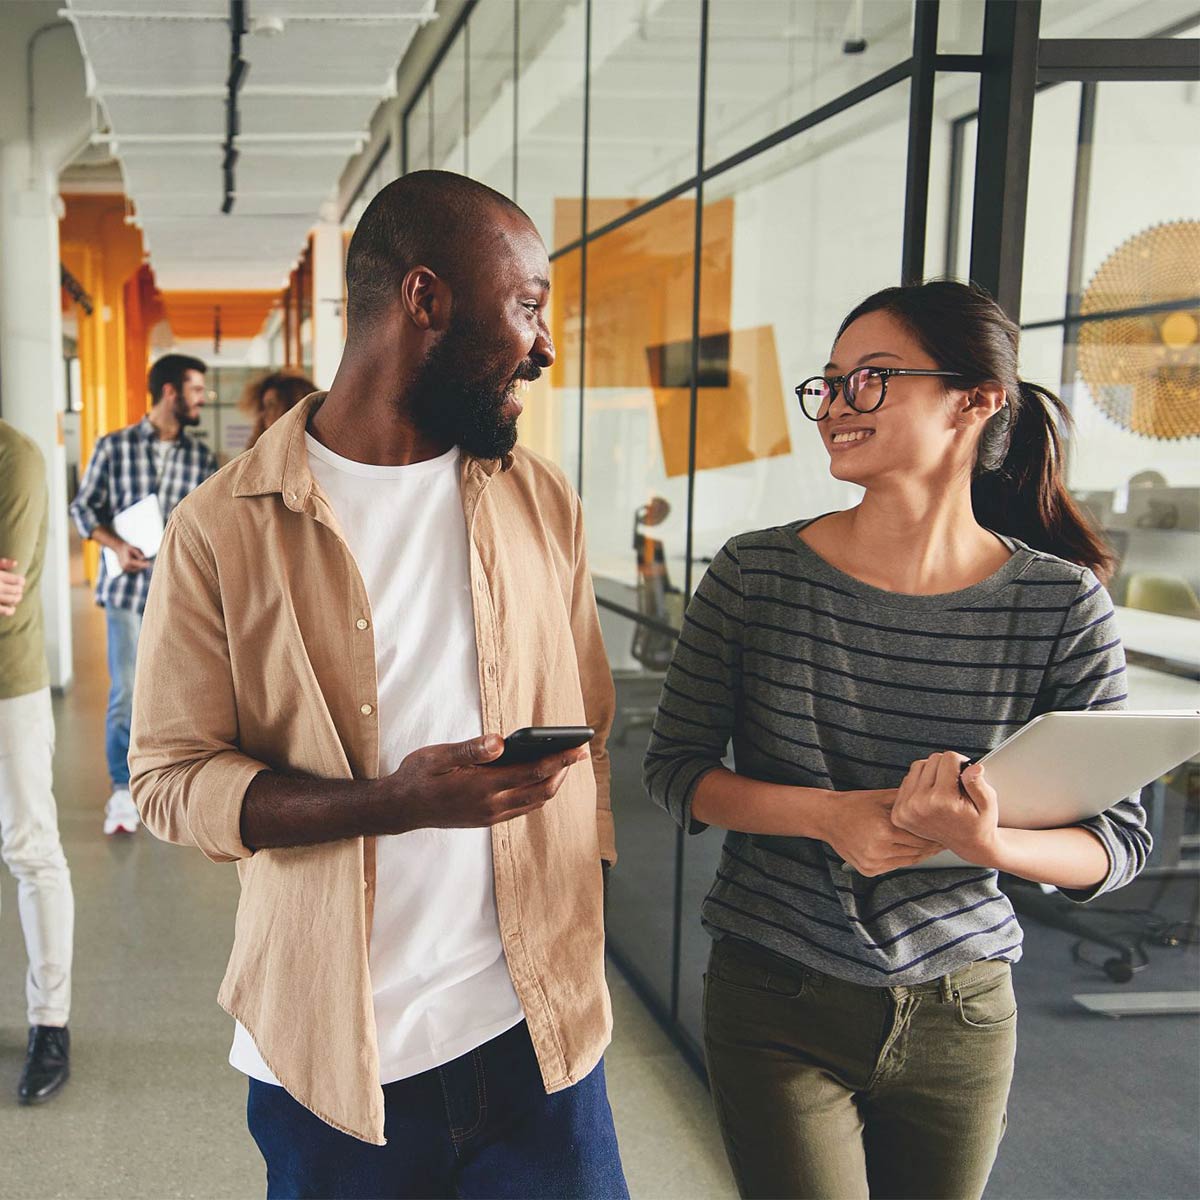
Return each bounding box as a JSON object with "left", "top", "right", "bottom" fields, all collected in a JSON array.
[
  {"left": 69, "top": 436, "right": 112, "bottom": 540},
  {"left": 1037, "top": 570, "right": 1151, "bottom": 902},
  {"left": 570, "top": 492, "right": 618, "bottom": 863},
  {"left": 129, "top": 510, "right": 266, "bottom": 863},
  {"left": 643, "top": 539, "right": 744, "bottom": 835}
]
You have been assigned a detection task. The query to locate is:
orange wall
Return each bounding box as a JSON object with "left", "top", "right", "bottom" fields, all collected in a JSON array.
[{"left": 60, "top": 194, "right": 150, "bottom": 458}]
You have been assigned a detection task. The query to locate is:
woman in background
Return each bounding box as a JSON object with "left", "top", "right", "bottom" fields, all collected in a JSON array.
[
  {"left": 239, "top": 370, "right": 317, "bottom": 448},
  {"left": 644, "top": 281, "right": 1150, "bottom": 1200}
]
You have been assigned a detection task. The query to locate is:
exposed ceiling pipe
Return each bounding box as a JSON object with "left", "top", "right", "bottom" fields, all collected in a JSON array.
[
  {"left": 60, "top": 0, "right": 435, "bottom": 291},
  {"left": 26, "top": 20, "right": 73, "bottom": 184},
  {"left": 222, "top": 0, "right": 249, "bottom": 215}
]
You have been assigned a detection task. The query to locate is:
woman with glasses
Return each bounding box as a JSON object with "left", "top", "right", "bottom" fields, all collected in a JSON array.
[{"left": 643, "top": 280, "right": 1149, "bottom": 1200}]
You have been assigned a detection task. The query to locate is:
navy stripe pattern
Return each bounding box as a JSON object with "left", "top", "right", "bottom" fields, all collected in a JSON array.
[
  {"left": 643, "top": 520, "right": 1150, "bottom": 987},
  {"left": 70, "top": 418, "right": 217, "bottom": 613}
]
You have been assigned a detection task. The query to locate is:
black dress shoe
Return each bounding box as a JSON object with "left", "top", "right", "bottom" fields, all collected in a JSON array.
[{"left": 18, "top": 1025, "right": 70, "bottom": 1105}]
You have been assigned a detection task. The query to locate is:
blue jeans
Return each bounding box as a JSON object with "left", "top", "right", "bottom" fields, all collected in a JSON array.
[
  {"left": 246, "top": 1021, "right": 629, "bottom": 1199},
  {"left": 104, "top": 607, "right": 142, "bottom": 788}
]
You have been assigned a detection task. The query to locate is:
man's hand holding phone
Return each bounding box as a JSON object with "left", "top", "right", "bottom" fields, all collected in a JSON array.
[{"left": 384, "top": 733, "right": 589, "bottom": 833}]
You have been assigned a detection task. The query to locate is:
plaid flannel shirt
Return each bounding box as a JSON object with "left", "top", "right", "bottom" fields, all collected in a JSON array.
[{"left": 70, "top": 417, "right": 218, "bottom": 613}]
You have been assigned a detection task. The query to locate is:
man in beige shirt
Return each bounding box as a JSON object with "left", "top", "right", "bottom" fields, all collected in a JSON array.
[{"left": 130, "top": 172, "right": 626, "bottom": 1198}]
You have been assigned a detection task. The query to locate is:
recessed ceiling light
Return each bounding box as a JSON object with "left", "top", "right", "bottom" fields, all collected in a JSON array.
[{"left": 251, "top": 15, "right": 285, "bottom": 37}]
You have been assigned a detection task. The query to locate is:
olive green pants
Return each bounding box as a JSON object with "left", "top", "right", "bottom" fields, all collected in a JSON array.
[{"left": 703, "top": 938, "right": 1017, "bottom": 1200}]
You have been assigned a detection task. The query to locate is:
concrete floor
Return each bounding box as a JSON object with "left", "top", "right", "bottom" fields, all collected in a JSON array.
[{"left": 0, "top": 586, "right": 735, "bottom": 1200}]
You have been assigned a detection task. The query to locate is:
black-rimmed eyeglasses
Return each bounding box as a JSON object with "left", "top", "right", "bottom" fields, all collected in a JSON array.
[{"left": 794, "top": 367, "right": 968, "bottom": 421}]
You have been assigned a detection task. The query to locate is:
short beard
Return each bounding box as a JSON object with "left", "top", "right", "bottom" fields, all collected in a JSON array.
[
  {"left": 174, "top": 399, "right": 201, "bottom": 428},
  {"left": 407, "top": 312, "right": 537, "bottom": 460}
]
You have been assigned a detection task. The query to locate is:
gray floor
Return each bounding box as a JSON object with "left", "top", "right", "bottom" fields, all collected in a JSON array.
[{"left": 0, "top": 587, "right": 735, "bottom": 1200}]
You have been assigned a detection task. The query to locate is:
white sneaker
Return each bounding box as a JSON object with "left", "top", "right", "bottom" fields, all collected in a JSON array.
[{"left": 103, "top": 789, "right": 140, "bottom": 836}]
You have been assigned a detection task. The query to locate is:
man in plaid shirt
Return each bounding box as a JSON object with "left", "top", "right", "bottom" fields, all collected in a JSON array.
[{"left": 70, "top": 354, "right": 218, "bottom": 835}]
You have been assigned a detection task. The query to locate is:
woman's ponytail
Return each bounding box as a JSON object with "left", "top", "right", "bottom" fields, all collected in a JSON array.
[
  {"left": 971, "top": 382, "right": 1116, "bottom": 582},
  {"left": 837, "top": 281, "right": 1117, "bottom": 582}
]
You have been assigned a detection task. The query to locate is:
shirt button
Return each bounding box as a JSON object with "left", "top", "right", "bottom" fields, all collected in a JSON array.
[
  {"left": 356, "top": 618, "right": 369, "bottom": 630},
  {"left": 475, "top": 578, "right": 485, "bottom": 592},
  {"left": 484, "top": 663, "right": 496, "bottom": 679},
  {"left": 360, "top": 703, "right": 374, "bottom": 716}
]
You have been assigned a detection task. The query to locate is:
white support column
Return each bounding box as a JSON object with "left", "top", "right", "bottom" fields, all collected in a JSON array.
[
  {"left": 0, "top": 6, "right": 93, "bottom": 690},
  {"left": 311, "top": 215, "right": 345, "bottom": 389}
]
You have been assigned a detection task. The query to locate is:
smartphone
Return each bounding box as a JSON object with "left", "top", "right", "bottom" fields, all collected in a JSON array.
[{"left": 491, "top": 726, "right": 595, "bottom": 766}]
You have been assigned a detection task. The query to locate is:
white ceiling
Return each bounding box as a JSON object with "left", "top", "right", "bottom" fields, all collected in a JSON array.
[{"left": 64, "top": 0, "right": 436, "bottom": 290}]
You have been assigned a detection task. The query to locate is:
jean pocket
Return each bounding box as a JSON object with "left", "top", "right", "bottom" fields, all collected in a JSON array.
[
  {"left": 707, "top": 940, "right": 809, "bottom": 1000},
  {"left": 954, "top": 973, "right": 1018, "bottom": 1030}
]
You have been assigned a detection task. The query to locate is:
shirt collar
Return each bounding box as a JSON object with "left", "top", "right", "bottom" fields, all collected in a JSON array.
[
  {"left": 232, "top": 391, "right": 514, "bottom": 507},
  {"left": 137, "top": 415, "right": 193, "bottom": 449}
]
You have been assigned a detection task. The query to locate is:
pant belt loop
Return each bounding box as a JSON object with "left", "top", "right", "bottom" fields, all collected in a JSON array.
[{"left": 939, "top": 974, "right": 955, "bottom": 1003}]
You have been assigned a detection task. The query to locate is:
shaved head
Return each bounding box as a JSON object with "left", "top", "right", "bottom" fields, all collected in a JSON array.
[{"left": 344, "top": 170, "right": 534, "bottom": 333}]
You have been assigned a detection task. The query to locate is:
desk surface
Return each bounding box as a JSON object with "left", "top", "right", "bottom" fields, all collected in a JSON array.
[
  {"left": 1125, "top": 664, "right": 1200, "bottom": 710},
  {"left": 1114, "top": 607, "right": 1200, "bottom": 671}
]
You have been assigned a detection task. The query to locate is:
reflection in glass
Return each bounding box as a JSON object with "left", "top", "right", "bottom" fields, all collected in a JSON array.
[
  {"left": 407, "top": 87, "right": 433, "bottom": 172},
  {"left": 676, "top": 828, "right": 726, "bottom": 1052},
  {"left": 598, "top": 606, "right": 681, "bottom": 1017},
  {"left": 577, "top": 198, "right": 697, "bottom": 591},
  {"left": 1020, "top": 82, "right": 1082, "bottom": 324},
  {"left": 516, "top": 0, "right": 588, "bottom": 248},
  {"left": 1068, "top": 79, "right": 1200, "bottom": 491},
  {"left": 585, "top": 0, "right": 701, "bottom": 231},
  {"left": 692, "top": 81, "right": 910, "bottom": 570},
  {"left": 1039, "top": 0, "right": 1200, "bottom": 38},
  {"left": 705, "top": 0, "right": 913, "bottom": 167},
  {"left": 1046, "top": 80, "right": 1200, "bottom": 639},
  {"left": 432, "top": 28, "right": 466, "bottom": 173},
  {"left": 467, "top": 0, "right": 516, "bottom": 197},
  {"left": 937, "top": 0, "right": 984, "bottom": 52},
  {"left": 923, "top": 72, "right": 978, "bottom": 280}
]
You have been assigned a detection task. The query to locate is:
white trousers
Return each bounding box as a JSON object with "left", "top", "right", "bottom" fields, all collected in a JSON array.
[{"left": 0, "top": 687, "right": 73, "bottom": 1026}]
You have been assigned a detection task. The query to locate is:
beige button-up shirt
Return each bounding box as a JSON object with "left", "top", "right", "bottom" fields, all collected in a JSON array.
[{"left": 129, "top": 394, "right": 616, "bottom": 1145}]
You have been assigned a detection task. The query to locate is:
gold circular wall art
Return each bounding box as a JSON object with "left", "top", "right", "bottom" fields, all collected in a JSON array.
[{"left": 1077, "top": 219, "right": 1200, "bottom": 440}]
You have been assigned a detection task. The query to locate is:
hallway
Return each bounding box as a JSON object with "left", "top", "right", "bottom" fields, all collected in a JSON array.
[{"left": 0, "top": 585, "right": 736, "bottom": 1200}]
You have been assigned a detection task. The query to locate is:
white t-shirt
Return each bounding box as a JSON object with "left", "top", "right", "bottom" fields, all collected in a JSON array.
[
  {"left": 229, "top": 438, "right": 524, "bottom": 1086},
  {"left": 151, "top": 438, "right": 172, "bottom": 483}
]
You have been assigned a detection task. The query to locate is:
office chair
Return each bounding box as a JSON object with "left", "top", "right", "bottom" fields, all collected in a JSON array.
[
  {"left": 1126, "top": 572, "right": 1200, "bottom": 620},
  {"left": 611, "top": 499, "right": 681, "bottom": 746}
]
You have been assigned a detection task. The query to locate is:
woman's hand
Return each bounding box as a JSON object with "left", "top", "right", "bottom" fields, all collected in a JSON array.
[
  {"left": 821, "top": 788, "right": 944, "bottom": 876},
  {"left": 892, "top": 752, "right": 1000, "bottom": 866}
]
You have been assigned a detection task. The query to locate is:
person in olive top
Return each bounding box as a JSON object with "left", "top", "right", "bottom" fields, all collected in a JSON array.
[{"left": 0, "top": 420, "right": 74, "bottom": 1104}]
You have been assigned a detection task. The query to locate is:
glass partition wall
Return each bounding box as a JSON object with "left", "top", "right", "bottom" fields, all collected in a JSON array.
[{"left": 395, "top": 0, "right": 1200, "bottom": 1106}]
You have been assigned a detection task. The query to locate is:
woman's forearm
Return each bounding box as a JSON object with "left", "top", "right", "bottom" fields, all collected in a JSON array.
[
  {"left": 691, "top": 767, "right": 833, "bottom": 838},
  {"left": 983, "top": 825, "right": 1110, "bottom": 891}
]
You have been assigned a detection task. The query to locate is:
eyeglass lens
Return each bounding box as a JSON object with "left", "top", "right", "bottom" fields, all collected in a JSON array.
[{"left": 797, "top": 368, "right": 885, "bottom": 420}]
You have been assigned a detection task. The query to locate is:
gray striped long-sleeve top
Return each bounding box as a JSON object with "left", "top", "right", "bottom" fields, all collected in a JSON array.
[{"left": 643, "top": 519, "right": 1151, "bottom": 987}]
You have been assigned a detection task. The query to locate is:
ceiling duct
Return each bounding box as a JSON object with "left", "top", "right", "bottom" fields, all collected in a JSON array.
[{"left": 63, "top": 0, "right": 436, "bottom": 291}]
